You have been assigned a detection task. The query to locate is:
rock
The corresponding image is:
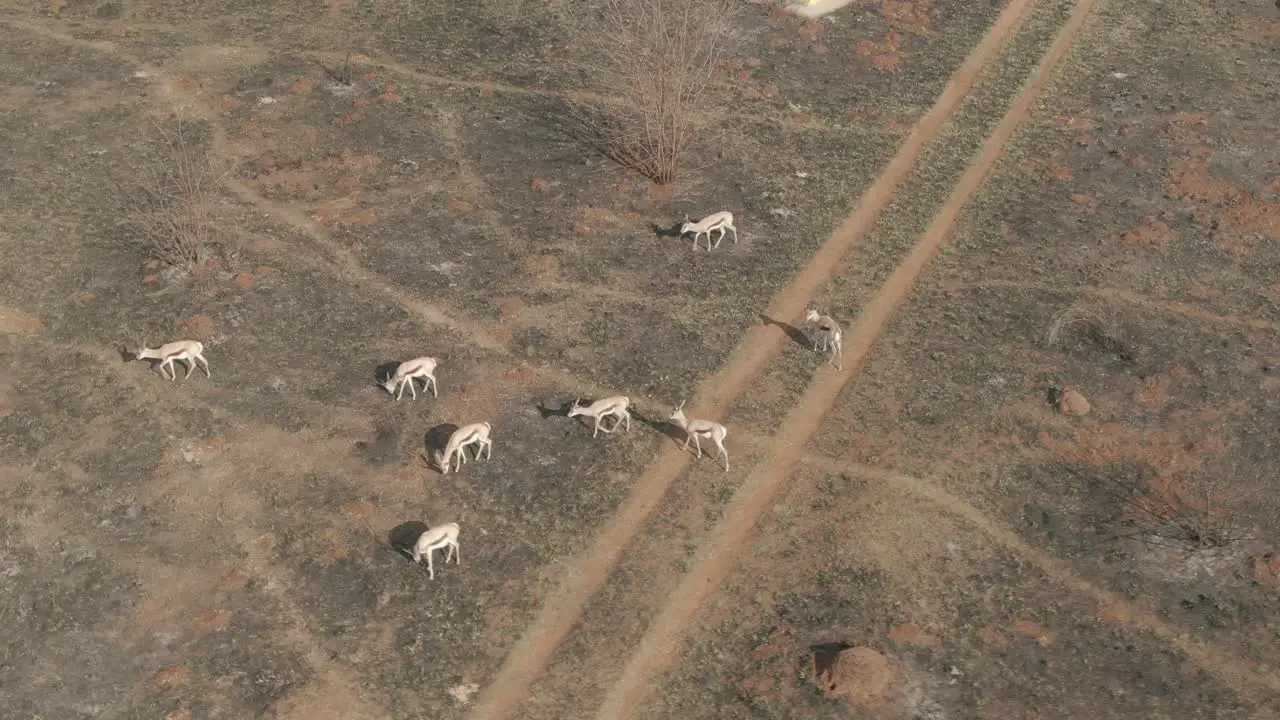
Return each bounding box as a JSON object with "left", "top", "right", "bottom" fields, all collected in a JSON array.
[
  {"left": 530, "top": 178, "right": 551, "bottom": 192},
  {"left": 813, "top": 646, "right": 897, "bottom": 705},
  {"left": 1058, "top": 388, "right": 1091, "bottom": 416},
  {"left": 232, "top": 272, "right": 255, "bottom": 288}
]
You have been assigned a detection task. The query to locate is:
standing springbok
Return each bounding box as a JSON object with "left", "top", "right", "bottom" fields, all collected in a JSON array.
[
  {"left": 804, "top": 308, "right": 843, "bottom": 370},
  {"left": 132, "top": 340, "right": 210, "bottom": 381},
  {"left": 668, "top": 401, "right": 729, "bottom": 472},
  {"left": 567, "top": 395, "right": 631, "bottom": 438},
  {"left": 680, "top": 211, "right": 738, "bottom": 251},
  {"left": 411, "top": 522, "right": 460, "bottom": 580},
  {"left": 435, "top": 422, "right": 492, "bottom": 475},
  {"left": 382, "top": 356, "right": 438, "bottom": 400}
]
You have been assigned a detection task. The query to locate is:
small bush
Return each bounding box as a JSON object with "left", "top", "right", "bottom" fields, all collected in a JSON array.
[
  {"left": 123, "top": 118, "right": 224, "bottom": 270},
  {"left": 571, "top": 0, "right": 737, "bottom": 184}
]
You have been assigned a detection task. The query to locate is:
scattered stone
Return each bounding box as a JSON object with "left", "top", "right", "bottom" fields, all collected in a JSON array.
[
  {"left": 232, "top": 272, "right": 255, "bottom": 288},
  {"left": 176, "top": 314, "right": 217, "bottom": 341},
  {"left": 1058, "top": 388, "right": 1091, "bottom": 417},
  {"left": 448, "top": 683, "right": 480, "bottom": 706},
  {"left": 813, "top": 646, "right": 897, "bottom": 707}
]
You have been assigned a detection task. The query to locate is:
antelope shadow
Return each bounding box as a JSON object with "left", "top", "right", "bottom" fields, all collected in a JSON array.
[
  {"left": 388, "top": 520, "right": 429, "bottom": 562},
  {"left": 758, "top": 313, "right": 810, "bottom": 349},
  {"left": 422, "top": 423, "right": 460, "bottom": 472}
]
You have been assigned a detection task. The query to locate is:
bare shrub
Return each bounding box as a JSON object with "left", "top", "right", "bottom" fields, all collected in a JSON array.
[
  {"left": 123, "top": 118, "right": 224, "bottom": 270},
  {"left": 1044, "top": 301, "right": 1137, "bottom": 362},
  {"left": 570, "top": 0, "right": 738, "bottom": 184},
  {"left": 1065, "top": 457, "right": 1263, "bottom": 553}
]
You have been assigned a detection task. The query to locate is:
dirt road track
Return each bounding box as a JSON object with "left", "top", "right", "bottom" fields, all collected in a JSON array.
[
  {"left": 463, "top": 0, "right": 1042, "bottom": 716},
  {"left": 590, "top": 0, "right": 1112, "bottom": 716}
]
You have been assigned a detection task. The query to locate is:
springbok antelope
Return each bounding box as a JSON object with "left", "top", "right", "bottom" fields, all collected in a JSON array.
[
  {"left": 435, "top": 422, "right": 492, "bottom": 475},
  {"left": 680, "top": 211, "right": 738, "bottom": 251},
  {"left": 411, "top": 522, "right": 460, "bottom": 580},
  {"left": 132, "top": 340, "right": 210, "bottom": 381},
  {"left": 567, "top": 395, "right": 631, "bottom": 438},
  {"left": 382, "top": 356, "right": 438, "bottom": 400},
  {"left": 668, "top": 401, "right": 729, "bottom": 472},
  {"left": 804, "top": 308, "right": 843, "bottom": 370}
]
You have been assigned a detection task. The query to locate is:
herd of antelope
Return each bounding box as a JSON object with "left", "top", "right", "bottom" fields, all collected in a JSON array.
[{"left": 127, "top": 212, "right": 845, "bottom": 579}]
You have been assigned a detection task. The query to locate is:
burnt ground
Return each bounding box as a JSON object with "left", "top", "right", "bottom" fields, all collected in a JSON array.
[
  {"left": 645, "top": 0, "right": 1280, "bottom": 718},
  {"left": 0, "top": 0, "right": 1277, "bottom": 719}
]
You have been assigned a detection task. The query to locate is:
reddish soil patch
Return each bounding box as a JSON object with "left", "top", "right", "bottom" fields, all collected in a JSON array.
[
  {"left": 887, "top": 622, "right": 941, "bottom": 649},
  {"left": 1012, "top": 620, "right": 1057, "bottom": 646},
  {"left": 176, "top": 314, "right": 217, "bottom": 340},
  {"left": 152, "top": 665, "right": 190, "bottom": 688},
  {"left": 879, "top": 0, "right": 934, "bottom": 34},
  {"left": 856, "top": 32, "right": 904, "bottom": 71},
  {"left": 1120, "top": 217, "right": 1175, "bottom": 248}
]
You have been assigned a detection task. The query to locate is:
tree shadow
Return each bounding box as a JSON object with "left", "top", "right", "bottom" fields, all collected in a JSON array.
[
  {"left": 388, "top": 520, "right": 429, "bottom": 562},
  {"left": 759, "top": 313, "right": 809, "bottom": 349},
  {"left": 422, "top": 423, "right": 460, "bottom": 472}
]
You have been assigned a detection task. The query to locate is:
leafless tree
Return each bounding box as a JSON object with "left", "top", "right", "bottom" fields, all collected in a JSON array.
[
  {"left": 572, "top": 0, "right": 737, "bottom": 184},
  {"left": 123, "top": 118, "right": 223, "bottom": 270}
]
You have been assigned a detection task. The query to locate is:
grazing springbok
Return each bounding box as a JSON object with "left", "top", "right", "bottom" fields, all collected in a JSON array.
[
  {"left": 132, "top": 340, "right": 210, "bottom": 381},
  {"left": 567, "top": 395, "right": 631, "bottom": 438},
  {"left": 382, "top": 356, "right": 439, "bottom": 400},
  {"left": 411, "top": 522, "right": 460, "bottom": 580},
  {"left": 680, "top": 211, "right": 738, "bottom": 251},
  {"left": 435, "top": 422, "right": 492, "bottom": 475}
]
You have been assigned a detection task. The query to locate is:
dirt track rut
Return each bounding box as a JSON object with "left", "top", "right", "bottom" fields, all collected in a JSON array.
[{"left": 463, "top": 0, "right": 1044, "bottom": 716}]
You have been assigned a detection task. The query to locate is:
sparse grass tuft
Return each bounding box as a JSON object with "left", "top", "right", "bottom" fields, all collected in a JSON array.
[
  {"left": 122, "top": 118, "right": 227, "bottom": 270},
  {"left": 569, "top": 0, "right": 737, "bottom": 184}
]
